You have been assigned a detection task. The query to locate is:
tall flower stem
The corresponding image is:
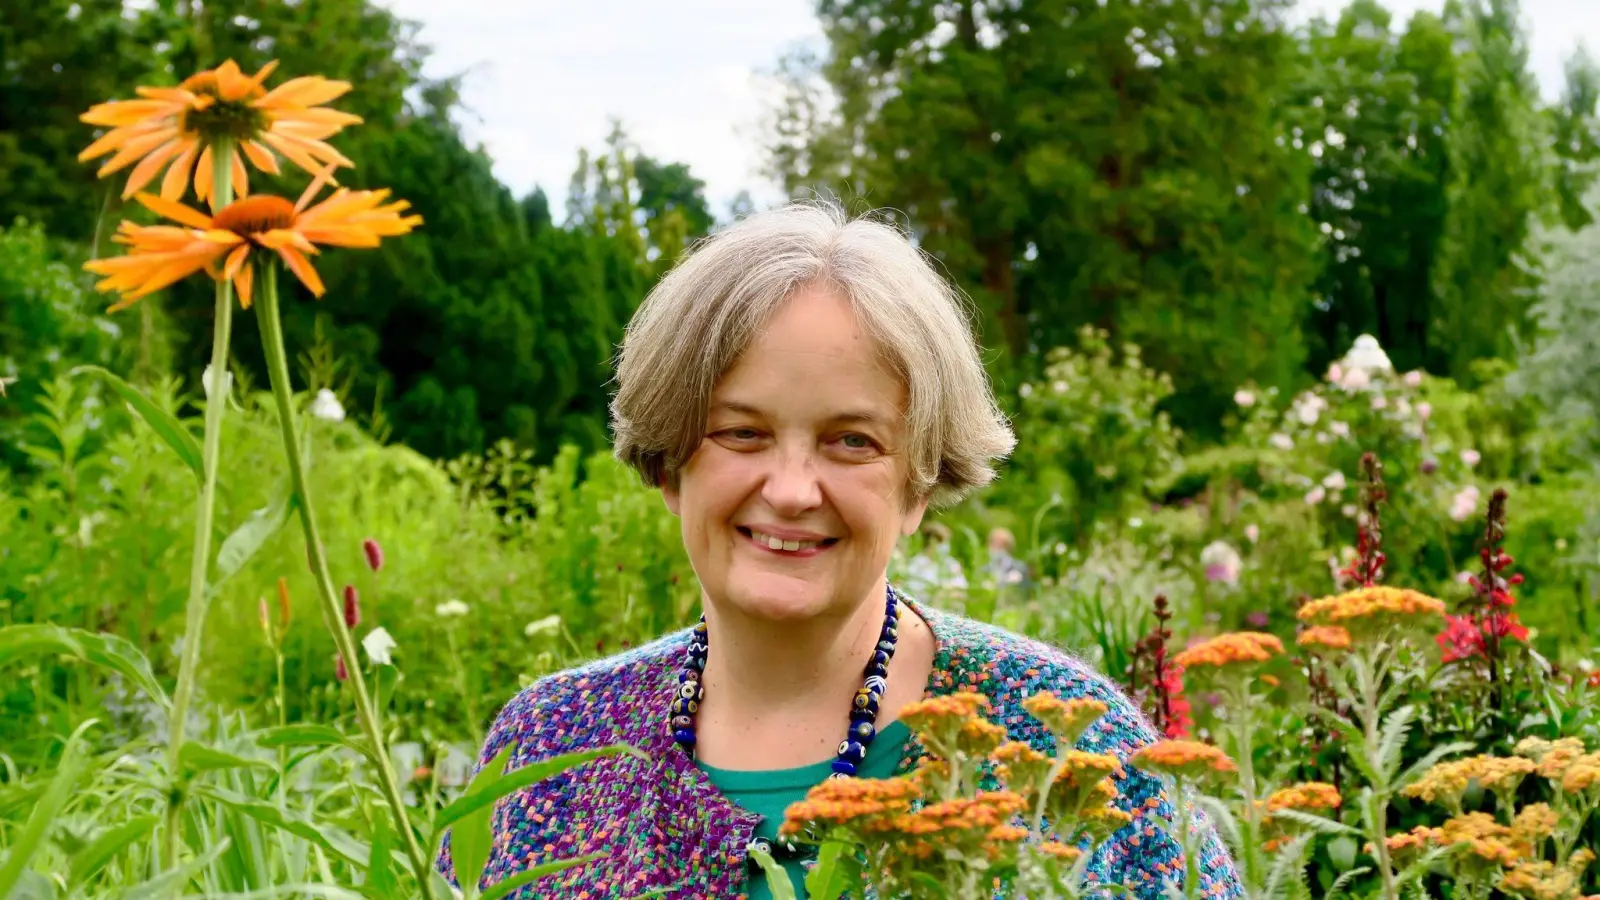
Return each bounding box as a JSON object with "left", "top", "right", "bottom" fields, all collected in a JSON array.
[
  {"left": 163, "top": 138, "right": 236, "bottom": 868},
  {"left": 254, "top": 264, "right": 436, "bottom": 896}
]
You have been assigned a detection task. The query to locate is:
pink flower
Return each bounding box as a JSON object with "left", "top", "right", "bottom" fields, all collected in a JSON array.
[
  {"left": 1234, "top": 389, "right": 1256, "bottom": 407},
  {"left": 1244, "top": 524, "right": 1260, "bottom": 544},
  {"left": 1403, "top": 370, "right": 1424, "bottom": 387},
  {"left": 1306, "top": 486, "right": 1328, "bottom": 505},
  {"left": 1437, "top": 615, "right": 1485, "bottom": 663},
  {"left": 343, "top": 585, "right": 360, "bottom": 628},
  {"left": 1371, "top": 395, "right": 1388, "bottom": 410},
  {"left": 1416, "top": 401, "right": 1432, "bottom": 421},
  {"left": 1200, "top": 540, "right": 1242, "bottom": 586},
  {"left": 1326, "top": 363, "right": 1344, "bottom": 384},
  {"left": 1460, "top": 449, "right": 1481, "bottom": 468},
  {"left": 1449, "top": 486, "right": 1481, "bottom": 522}
]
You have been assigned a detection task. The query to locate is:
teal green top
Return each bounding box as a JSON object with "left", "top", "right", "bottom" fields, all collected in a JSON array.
[{"left": 698, "top": 720, "right": 913, "bottom": 900}]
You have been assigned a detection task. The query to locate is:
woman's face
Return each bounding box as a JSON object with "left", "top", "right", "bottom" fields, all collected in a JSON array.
[{"left": 664, "top": 283, "right": 928, "bottom": 623}]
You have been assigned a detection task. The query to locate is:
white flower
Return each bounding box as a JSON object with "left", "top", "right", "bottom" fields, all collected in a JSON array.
[
  {"left": 1330, "top": 420, "right": 1350, "bottom": 438},
  {"left": 1323, "top": 471, "right": 1347, "bottom": 490},
  {"left": 1340, "top": 334, "right": 1393, "bottom": 375},
  {"left": 1244, "top": 524, "right": 1260, "bottom": 544},
  {"left": 435, "top": 599, "right": 470, "bottom": 618},
  {"left": 1293, "top": 392, "right": 1327, "bottom": 425},
  {"left": 1340, "top": 367, "right": 1371, "bottom": 391},
  {"left": 1234, "top": 389, "right": 1256, "bottom": 408},
  {"left": 310, "top": 389, "right": 345, "bottom": 422},
  {"left": 523, "top": 614, "right": 561, "bottom": 638},
  {"left": 1269, "top": 433, "right": 1294, "bottom": 451},
  {"left": 1370, "top": 395, "right": 1387, "bottom": 410},
  {"left": 1200, "top": 540, "right": 1242, "bottom": 587},
  {"left": 361, "top": 627, "right": 397, "bottom": 666},
  {"left": 1051, "top": 380, "right": 1068, "bottom": 394},
  {"left": 1460, "top": 448, "right": 1481, "bottom": 468},
  {"left": 1416, "top": 401, "right": 1433, "bottom": 421},
  {"left": 1449, "top": 485, "right": 1481, "bottom": 522},
  {"left": 1403, "top": 370, "right": 1424, "bottom": 388},
  {"left": 1053, "top": 542, "right": 1067, "bottom": 556},
  {"left": 1019, "top": 383, "right": 1034, "bottom": 398},
  {"left": 1396, "top": 397, "right": 1412, "bottom": 417},
  {"left": 1341, "top": 504, "right": 1358, "bottom": 518},
  {"left": 1128, "top": 517, "right": 1144, "bottom": 528},
  {"left": 1306, "top": 486, "right": 1327, "bottom": 505}
]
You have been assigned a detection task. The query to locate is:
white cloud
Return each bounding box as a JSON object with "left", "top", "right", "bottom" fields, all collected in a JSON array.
[{"left": 377, "top": 0, "right": 1594, "bottom": 219}]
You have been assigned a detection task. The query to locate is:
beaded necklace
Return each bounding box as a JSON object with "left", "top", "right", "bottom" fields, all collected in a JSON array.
[{"left": 670, "top": 584, "right": 901, "bottom": 778}]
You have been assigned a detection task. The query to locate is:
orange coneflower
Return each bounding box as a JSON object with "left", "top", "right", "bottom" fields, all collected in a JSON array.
[
  {"left": 79, "top": 60, "right": 362, "bottom": 205},
  {"left": 84, "top": 166, "right": 420, "bottom": 312}
]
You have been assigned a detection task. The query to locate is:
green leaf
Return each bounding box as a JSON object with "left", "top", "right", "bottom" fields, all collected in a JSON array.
[
  {"left": 70, "top": 365, "right": 203, "bottom": 481},
  {"left": 746, "top": 845, "right": 798, "bottom": 900},
  {"left": 1327, "top": 836, "right": 1360, "bottom": 873},
  {"left": 0, "top": 720, "right": 96, "bottom": 899},
  {"left": 9, "top": 870, "right": 57, "bottom": 900},
  {"left": 69, "top": 814, "right": 159, "bottom": 887},
  {"left": 805, "top": 839, "right": 858, "bottom": 899},
  {"left": 367, "top": 817, "right": 399, "bottom": 897},
  {"left": 110, "top": 839, "right": 230, "bottom": 899},
  {"left": 0, "top": 624, "right": 170, "bottom": 710},
  {"left": 254, "top": 724, "right": 350, "bottom": 750},
  {"left": 178, "top": 887, "right": 367, "bottom": 900},
  {"left": 450, "top": 742, "right": 515, "bottom": 897},
  {"left": 195, "top": 787, "right": 372, "bottom": 868},
  {"left": 179, "top": 742, "right": 271, "bottom": 774},
  {"left": 478, "top": 852, "right": 605, "bottom": 900},
  {"left": 430, "top": 743, "right": 646, "bottom": 850},
  {"left": 214, "top": 481, "right": 296, "bottom": 590}
]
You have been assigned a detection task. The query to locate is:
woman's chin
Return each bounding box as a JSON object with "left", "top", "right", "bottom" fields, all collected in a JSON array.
[{"left": 720, "top": 574, "right": 838, "bottom": 623}]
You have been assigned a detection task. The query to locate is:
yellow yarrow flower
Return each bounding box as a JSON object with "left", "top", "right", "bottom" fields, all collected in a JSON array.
[
  {"left": 1021, "top": 693, "right": 1108, "bottom": 746},
  {"left": 1296, "top": 625, "right": 1353, "bottom": 652},
  {"left": 1130, "top": 739, "right": 1236, "bottom": 782}
]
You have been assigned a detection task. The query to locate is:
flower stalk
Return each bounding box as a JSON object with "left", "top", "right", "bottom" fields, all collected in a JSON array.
[
  {"left": 254, "top": 263, "right": 435, "bottom": 896},
  {"left": 162, "top": 138, "right": 236, "bottom": 869}
]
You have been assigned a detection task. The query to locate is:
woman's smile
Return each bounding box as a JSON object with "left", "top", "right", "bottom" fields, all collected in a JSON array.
[{"left": 738, "top": 525, "right": 841, "bottom": 557}]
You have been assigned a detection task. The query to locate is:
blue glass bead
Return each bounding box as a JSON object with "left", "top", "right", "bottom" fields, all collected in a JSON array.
[
  {"left": 677, "top": 681, "right": 701, "bottom": 701},
  {"left": 881, "top": 624, "right": 898, "bottom": 641},
  {"left": 850, "top": 709, "right": 877, "bottom": 724},
  {"left": 871, "top": 649, "right": 890, "bottom": 668},
  {"left": 853, "top": 690, "right": 873, "bottom": 710},
  {"left": 876, "top": 639, "right": 895, "bottom": 653},
  {"left": 830, "top": 759, "right": 857, "bottom": 776},
  {"left": 852, "top": 721, "right": 876, "bottom": 742},
  {"left": 864, "top": 675, "right": 888, "bottom": 694},
  {"left": 827, "top": 771, "right": 852, "bottom": 780},
  {"left": 673, "top": 729, "right": 696, "bottom": 746},
  {"left": 836, "top": 740, "right": 866, "bottom": 763},
  {"left": 671, "top": 715, "right": 692, "bottom": 730}
]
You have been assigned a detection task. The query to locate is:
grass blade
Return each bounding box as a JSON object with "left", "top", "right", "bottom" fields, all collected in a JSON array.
[{"left": 0, "top": 720, "right": 96, "bottom": 898}]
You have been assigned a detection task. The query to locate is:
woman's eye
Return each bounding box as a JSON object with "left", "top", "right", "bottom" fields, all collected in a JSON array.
[{"left": 840, "top": 433, "right": 876, "bottom": 451}]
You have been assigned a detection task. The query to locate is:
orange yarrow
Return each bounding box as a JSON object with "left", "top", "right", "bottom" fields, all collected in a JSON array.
[
  {"left": 1296, "top": 625, "right": 1352, "bottom": 652},
  {"left": 80, "top": 60, "right": 361, "bottom": 206},
  {"left": 1172, "top": 632, "right": 1283, "bottom": 671},
  {"left": 1130, "top": 739, "right": 1236, "bottom": 781},
  {"left": 1298, "top": 586, "right": 1445, "bottom": 631}
]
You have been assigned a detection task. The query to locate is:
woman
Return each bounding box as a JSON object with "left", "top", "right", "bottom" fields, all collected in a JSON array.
[{"left": 440, "top": 203, "right": 1239, "bottom": 898}]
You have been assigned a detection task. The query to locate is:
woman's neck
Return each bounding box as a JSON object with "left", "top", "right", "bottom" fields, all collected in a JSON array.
[{"left": 692, "top": 582, "right": 936, "bottom": 769}]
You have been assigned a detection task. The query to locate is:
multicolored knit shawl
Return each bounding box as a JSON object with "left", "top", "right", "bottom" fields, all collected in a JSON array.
[{"left": 438, "top": 597, "right": 1242, "bottom": 899}]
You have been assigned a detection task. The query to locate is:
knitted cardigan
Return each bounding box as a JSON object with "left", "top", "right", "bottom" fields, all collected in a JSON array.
[{"left": 439, "top": 598, "right": 1242, "bottom": 899}]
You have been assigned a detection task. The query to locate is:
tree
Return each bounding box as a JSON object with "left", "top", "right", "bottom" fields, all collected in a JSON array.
[
  {"left": 1548, "top": 46, "right": 1600, "bottom": 231},
  {"left": 1295, "top": 2, "right": 1457, "bottom": 375},
  {"left": 1429, "top": 0, "right": 1547, "bottom": 380},
  {"left": 765, "top": 0, "right": 1318, "bottom": 431}
]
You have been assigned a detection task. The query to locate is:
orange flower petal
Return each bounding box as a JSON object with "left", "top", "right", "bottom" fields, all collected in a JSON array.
[
  {"left": 259, "top": 131, "right": 328, "bottom": 178},
  {"left": 195, "top": 145, "right": 215, "bottom": 204},
  {"left": 222, "top": 243, "right": 251, "bottom": 281},
  {"left": 257, "top": 76, "right": 353, "bottom": 110},
  {"left": 120, "top": 139, "right": 184, "bottom": 198},
  {"left": 95, "top": 127, "right": 179, "bottom": 176},
  {"left": 160, "top": 140, "right": 199, "bottom": 201},
  {"left": 241, "top": 140, "right": 281, "bottom": 176},
  {"left": 80, "top": 99, "right": 178, "bottom": 128},
  {"left": 232, "top": 148, "right": 249, "bottom": 199},
  {"left": 234, "top": 261, "right": 255, "bottom": 309},
  {"left": 276, "top": 246, "right": 326, "bottom": 297},
  {"left": 133, "top": 193, "right": 215, "bottom": 230}
]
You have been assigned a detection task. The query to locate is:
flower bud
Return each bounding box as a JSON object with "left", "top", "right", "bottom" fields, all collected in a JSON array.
[
  {"left": 258, "top": 598, "right": 272, "bottom": 639},
  {"left": 276, "top": 577, "right": 292, "bottom": 629},
  {"left": 343, "top": 584, "right": 360, "bottom": 628},
  {"left": 336, "top": 656, "right": 349, "bottom": 681},
  {"left": 362, "top": 538, "right": 384, "bottom": 573}
]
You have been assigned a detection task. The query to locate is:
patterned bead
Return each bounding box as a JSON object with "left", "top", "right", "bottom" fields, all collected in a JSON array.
[
  {"left": 836, "top": 740, "right": 866, "bottom": 763},
  {"left": 852, "top": 721, "right": 877, "bottom": 742},
  {"left": 677, "top": 681, "right": 701, "bottom": 701},
  {"left": 830, "top": 759, "right": 858, "bottom": 776},
  {"left": 863, "top": 675, "right": 888, "bottom": 695},
  {"left": 673, "top": 729, "right": 696, "bottom": 747}
]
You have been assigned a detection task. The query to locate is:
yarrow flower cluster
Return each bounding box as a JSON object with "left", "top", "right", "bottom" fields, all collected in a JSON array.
[{"left": 1172, "top": 631, "right": 1284, "bottom": 672}]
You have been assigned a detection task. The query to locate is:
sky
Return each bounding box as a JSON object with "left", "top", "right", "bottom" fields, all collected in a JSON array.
[{"left": 376, "top": 0, "right": 1599, "bottom": 217}]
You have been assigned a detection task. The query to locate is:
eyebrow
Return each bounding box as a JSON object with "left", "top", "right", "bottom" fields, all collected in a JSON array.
[{"left": 710, "top": 400, "right": 894, "bottom": 426}]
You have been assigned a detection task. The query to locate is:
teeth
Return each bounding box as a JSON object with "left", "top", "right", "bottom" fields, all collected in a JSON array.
[{"left": 751, "top": 530, "right": 821, "bottom": 552}]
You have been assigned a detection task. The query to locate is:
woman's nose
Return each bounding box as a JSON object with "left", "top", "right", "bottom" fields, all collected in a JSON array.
[{"left": 760, "top": 445, "right": 823, "bottom": 515}]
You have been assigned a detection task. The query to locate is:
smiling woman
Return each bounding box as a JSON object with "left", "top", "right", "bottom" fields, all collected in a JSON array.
[{"left": 436, "top": 202, "right": 1242, "bottom": 899}]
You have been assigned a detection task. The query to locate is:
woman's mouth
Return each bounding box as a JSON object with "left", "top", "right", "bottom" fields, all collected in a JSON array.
[{"left": 738, "top": 527, "right": 839, "bottom": 555}]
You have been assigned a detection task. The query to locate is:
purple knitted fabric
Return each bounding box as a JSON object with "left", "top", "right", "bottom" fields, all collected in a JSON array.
[{"left": 438, "top": 598, "right": 1242, "bottom": 898}]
